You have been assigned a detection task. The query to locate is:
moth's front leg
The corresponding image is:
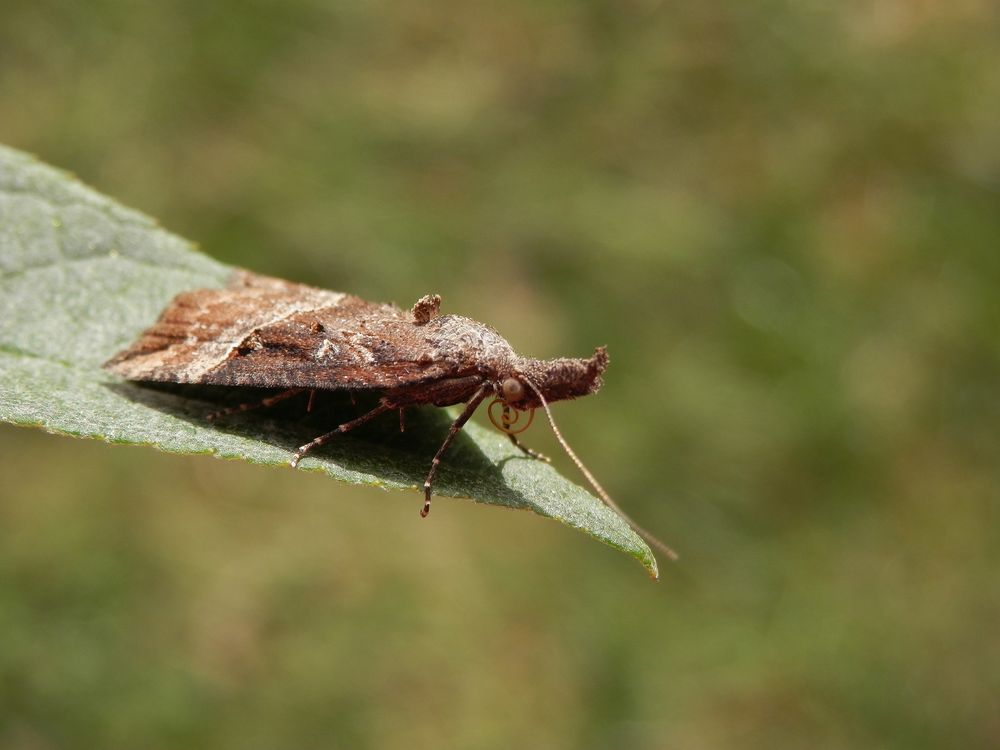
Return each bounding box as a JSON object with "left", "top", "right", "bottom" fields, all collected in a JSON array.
[
  {"left": 506, "top": 432, "right": 551, "bottom": 463},
  {"left": 420, "top": 383, "right": 492, "bottom": 517}
]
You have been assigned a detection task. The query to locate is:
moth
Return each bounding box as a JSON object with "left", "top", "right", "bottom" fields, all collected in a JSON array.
[{"left": 105, "top": 271, "right": 675, "bottom": 560}]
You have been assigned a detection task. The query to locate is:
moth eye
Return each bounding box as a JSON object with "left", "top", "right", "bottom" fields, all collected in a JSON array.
[{"left": 502, "top": 377, "right": 525, "bottom": 403}]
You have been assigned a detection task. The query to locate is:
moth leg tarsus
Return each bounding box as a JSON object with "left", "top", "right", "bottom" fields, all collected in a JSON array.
[
  {"left": 420, "top": 384, "right": 491, "bottom": 517},
  {"left": 289, "top": 401, "right": 393, "bottom": 468},
  {"left": 507, "top": 432, "right": 551, "bottom": 463},
  {"left": 206, "top": 388, "right": 307, "bottom": 422}
]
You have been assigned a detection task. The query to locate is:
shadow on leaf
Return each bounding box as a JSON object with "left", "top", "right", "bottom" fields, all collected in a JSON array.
[{"left": 105, "top": 381, "right": 536, "bottom": 512}]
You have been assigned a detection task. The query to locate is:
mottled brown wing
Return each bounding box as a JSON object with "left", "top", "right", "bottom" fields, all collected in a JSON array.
[{"left": 104, "top": 271, "right": 458, "bottom": 389}]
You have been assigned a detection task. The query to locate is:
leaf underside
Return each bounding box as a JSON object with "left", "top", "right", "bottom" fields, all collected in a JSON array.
[{"left": 0, "top": 144, "right": 658, "bottom": 579}]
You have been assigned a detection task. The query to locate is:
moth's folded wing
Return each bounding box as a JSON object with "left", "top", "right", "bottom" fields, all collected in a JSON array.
[
  {"left": 196, "top": 307, "right": 459, "bottom": 389},
  {"left": 105, "top": 283, "right": 399, "bottom": 385}
]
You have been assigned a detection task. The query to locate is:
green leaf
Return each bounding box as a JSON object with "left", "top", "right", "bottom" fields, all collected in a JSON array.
[{"left": 0, "top": 143, "right": 658, "bottom": 579}]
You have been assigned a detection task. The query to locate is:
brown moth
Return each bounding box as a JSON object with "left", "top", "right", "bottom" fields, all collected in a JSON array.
[{"left": 105, "top": 271, "right": 675, "bottom": 560}]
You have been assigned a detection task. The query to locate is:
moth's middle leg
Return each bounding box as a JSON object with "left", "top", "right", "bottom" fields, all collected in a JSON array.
[{"left": 289, "top": 400, "right": 393, "bottom": 468}]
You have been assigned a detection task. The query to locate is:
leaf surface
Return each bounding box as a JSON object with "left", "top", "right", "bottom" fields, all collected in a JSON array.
[{"left": 0, "top": 145, "right": 658, "bottom": 578}]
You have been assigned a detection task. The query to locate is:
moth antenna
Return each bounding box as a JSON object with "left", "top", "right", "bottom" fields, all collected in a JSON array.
[{"left": 521, "top": 377, "right": 678, "bottom": 562}]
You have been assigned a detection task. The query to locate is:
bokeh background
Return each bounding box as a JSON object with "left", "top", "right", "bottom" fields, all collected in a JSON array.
[{"left": 2, "top": 2, "right": 999, "bottom": 747}]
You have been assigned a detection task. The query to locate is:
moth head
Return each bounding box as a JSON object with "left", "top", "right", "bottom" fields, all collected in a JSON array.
[{"left": 506, "top": 346, "right": 609, "bottom": 409}]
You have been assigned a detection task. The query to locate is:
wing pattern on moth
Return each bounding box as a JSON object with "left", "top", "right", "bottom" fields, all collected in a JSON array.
[
  {"left": 107, "top": 271, "right": 448, "bottom": 390},
  {"left": 105, "top": 271, "right": 675, "bottom": 563}
]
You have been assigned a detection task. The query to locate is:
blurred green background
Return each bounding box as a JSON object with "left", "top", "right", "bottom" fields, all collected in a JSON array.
[{"left": 2, "top": 1, "right": 999, "bottom": 747}]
